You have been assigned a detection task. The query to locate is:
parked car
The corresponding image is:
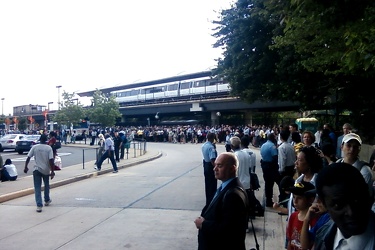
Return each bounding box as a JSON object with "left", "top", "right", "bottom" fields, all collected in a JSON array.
[
  {"left": 15, "top": 134, "right": 41, "bottom": 154},
  {"left": 0, "top": 134, "right": 27, "bottom": 152}
]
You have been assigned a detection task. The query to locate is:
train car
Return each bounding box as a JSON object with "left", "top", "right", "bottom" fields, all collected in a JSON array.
[
  {"left": 179, "top": 80, "right": 193, "bottom": 96},
  {"left": 165, "top": 82, "right": 179, "bottom": 98},
  {"left": 112, "top": 75, "right": 230, "bottom": 104},
  {"left": 191, "top": 77, "right": 229, "bottom": 95},
  {"left": 112, "top": 89, "right": 140, "bottom": 103},
  {"left": 138, "top": 83, "right": 167, "bottom": 101}
]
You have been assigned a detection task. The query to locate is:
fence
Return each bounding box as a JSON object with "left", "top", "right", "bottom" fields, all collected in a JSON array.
[{"left": 78, "top": 140, "right": 147, "bottom": 169}]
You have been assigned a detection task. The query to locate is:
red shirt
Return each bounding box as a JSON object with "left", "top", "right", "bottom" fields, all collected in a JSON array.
[{"left": 286, "top": 211, "right": 318, "bottom": 250}]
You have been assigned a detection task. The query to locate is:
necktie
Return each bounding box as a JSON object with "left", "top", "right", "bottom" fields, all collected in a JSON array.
[{"left": 214, "top": 185, "right": 222, "bottom": 199}]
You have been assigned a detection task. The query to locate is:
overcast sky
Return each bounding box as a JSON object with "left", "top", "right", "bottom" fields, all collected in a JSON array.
[{"left": 0, "top": 0, "right": 232, "bottom": 116}]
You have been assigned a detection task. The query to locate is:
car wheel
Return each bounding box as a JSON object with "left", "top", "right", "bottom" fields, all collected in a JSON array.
[{"left": 17, "top": 150, "right": 24, "bottom": 154}]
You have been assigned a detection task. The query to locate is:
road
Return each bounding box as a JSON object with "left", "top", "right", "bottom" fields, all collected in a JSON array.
[
  {"left": 1, "top": 142, "right": 286, "bottom": 250},
  {"left": 1, "top": 145, "right": 98, "bottom": 177}
]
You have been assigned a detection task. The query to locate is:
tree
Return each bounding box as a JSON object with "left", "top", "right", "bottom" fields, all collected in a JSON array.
[
  {"left": 213, "top": 0, "right": 375, "bottom": 142},
  {"left": 212, "top": 0, "right": 282, "bottom": 104},
  {"left": 17, "top": 116, "right": 27, "bottom": 131},
  {"left": 85, "top": 89, "right": 121, "bottom": 127},
  {"left": 53, "top": 91, "right": 86, "bottom": 128}
]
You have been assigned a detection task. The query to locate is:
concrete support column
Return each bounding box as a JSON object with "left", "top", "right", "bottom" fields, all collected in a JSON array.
[{"left": 244, "top": 111, "right": 253, "bottom": 127}]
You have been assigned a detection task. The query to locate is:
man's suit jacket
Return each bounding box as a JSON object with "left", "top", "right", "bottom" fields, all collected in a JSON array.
[{"left": 198, "top": 177, "right": 249, "bottom": 250}]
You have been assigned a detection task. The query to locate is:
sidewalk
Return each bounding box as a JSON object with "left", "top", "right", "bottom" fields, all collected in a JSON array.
[{"left": 0, "top": 143, "right": 163, "bottom": 203}]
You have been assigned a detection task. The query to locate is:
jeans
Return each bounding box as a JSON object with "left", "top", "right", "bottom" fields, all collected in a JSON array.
[
  {"left": 33, "top": 170, "right": 50, "bottom": 207},
  {"left": 97, "top": 150, "right": 118, "bottom": 171}
]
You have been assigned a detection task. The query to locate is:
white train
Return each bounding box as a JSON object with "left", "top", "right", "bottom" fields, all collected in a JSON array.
[{"left": 111, "top": 76, "right": 230, "bottom": 104}]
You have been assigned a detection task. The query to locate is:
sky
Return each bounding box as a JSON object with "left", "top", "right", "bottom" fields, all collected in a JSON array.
[{"left": 0, "top": 0, "right": 233, "bottom": 116}]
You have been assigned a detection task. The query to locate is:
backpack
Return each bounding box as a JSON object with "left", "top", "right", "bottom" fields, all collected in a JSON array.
[{"left": 250, "top": 170, "right": 261, "bottom": 191}]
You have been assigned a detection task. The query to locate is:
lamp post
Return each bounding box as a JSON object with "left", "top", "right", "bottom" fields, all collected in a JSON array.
[
  {"left": 1, "top": 98, "right": 4, "bottom": 116},
  {"left": 48, "top": 102, "right": 53, "bottom": 111},
  {"left": 56, "top": 85, "right": 62, "bottom": 110}
]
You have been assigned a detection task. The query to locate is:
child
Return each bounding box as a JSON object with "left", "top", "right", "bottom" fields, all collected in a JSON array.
[
  {"left": 300, "top": 195, "right": 332, "bottom": 250},
  {"left": 285, "top": 180, "right": 317, "bottom": 250}
]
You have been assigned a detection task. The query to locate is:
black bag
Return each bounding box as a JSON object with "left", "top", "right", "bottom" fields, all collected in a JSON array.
[
  {"left": 247, "top": 189, "right": 264, "bottom": 217},
  {"left": 250, "top": 171, "right": 260, "bottom": 191},
  {"left": 52, "top": 141, "right": 61, "bottom": 150}
]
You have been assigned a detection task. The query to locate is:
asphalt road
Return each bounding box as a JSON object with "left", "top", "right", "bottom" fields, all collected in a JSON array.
[{"left": 1, "top": 145, "right": 98, "bottom": 178}]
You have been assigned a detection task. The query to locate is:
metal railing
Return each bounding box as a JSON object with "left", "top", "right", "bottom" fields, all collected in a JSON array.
[{"left": 78, "top": 140, "right": 147, "bottom": 169}]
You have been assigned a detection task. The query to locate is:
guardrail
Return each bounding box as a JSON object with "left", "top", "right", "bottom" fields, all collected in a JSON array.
[{"left": 77, "top": 140, "right": 147, "bottom": 169}]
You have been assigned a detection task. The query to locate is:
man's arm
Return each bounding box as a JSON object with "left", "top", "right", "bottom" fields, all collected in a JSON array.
[
  {"left": 49, "top": 158, "right": 55, "bottom": 179},
  {"left": 24, "top": 157, "right": 31, "bottom": 173}
]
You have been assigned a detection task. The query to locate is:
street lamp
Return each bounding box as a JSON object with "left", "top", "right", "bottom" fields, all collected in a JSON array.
[
  {"left": 48, "top": 102, "right": 53, "bottom": 111},
  {"left": 56, "top": 85, "right": 62, "bottom": 110},
  {"left": 1, "top": 98, "right": 4, "bottom": 116}
]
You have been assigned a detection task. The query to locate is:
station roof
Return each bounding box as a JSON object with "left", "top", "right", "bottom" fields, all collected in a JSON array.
[{"left": 76, "top": 70, "right": 213, "bottom": 97}]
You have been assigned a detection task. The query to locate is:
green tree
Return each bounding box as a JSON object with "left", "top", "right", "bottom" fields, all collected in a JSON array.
[
  {"left": 17, "top": 116, "right": 27, "bottom": 131},
  {"left": 213, "top": 0, "right": 282, "bottom": 104},
  {"left": 85, "top": 89, "right": 121, "bottom": 127},
  {"left": 53, "top": 91, "right": 86, "bottom": 128},
  {"left": 213, "top": 0, "right": 375, "bottom": 142}
]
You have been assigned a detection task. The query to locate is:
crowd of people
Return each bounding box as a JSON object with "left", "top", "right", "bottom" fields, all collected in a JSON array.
[{"left": 194, "top": 122, "right": 375, "bottom": 250}]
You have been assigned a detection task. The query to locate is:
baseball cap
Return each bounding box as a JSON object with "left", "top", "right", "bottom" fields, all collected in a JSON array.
[
  {"left": 285, "top": 181, "right": 315, "bottom": 196},
  {"left": 342, "top": 133, "right": 362, "bottom": 145}
]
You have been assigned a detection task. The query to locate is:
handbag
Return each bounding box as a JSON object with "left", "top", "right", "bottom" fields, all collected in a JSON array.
[
  {"left": 54, "top": 156, "right": 62, "bottom": 171},
  {"left": 250, "top": 171, "right": 260, "bottom": 191}
]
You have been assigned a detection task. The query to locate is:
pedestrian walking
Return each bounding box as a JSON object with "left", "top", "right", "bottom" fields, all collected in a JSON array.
[
  {"left": 94, "top": 133, "right": 118, "bottom": 173},
  {"left": 24, "top": 134, "right": 55, "bottom": 213}
]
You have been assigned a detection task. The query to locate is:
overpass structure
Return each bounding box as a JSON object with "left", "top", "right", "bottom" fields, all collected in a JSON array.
[{"left": 77, "top": 70, "right": 300, "bottom": 126}]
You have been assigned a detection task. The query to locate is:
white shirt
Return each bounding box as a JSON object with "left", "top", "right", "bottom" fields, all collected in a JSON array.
[
  {"left": 277, "top": 141, "right": 296, "bottom": 172},
  {"left": 234, "top": 149, "right": 251, "bottom": 189},
  {"left": 3, "top": 163, "right": 18, "bottom": 177},
  {"left": 27, "top": 143, "right": 54, "bottom": 175},
  {"left": 333, "top": 217, "right": 374, "bottom": 249}
]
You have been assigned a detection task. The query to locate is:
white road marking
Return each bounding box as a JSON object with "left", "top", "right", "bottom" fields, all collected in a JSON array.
[{"left": 11, "top": 152, "right": 72, "bottom": 162}]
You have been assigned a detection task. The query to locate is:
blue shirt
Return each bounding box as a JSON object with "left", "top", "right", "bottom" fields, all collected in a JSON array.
[
  {"left": 201, "top": 141, "right": 217, "bottom": 163},
  {"left": 260, "top": 139, "right": 278, "bottom": 162},
  {"left": 221, "top": 177, "right": 235, "bottom": 191},
  {"left": 309, "top": 212, "right": 331, "bottom": 241}
]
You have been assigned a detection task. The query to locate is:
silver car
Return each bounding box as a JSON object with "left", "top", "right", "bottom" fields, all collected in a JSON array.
[{"left": 0, "top": 134, "right": 27, "bottom": 152}]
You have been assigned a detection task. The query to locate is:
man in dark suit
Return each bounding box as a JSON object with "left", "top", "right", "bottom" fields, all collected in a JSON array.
[{"left": 194, "top": 152, "right": 249, "bottom": 250}]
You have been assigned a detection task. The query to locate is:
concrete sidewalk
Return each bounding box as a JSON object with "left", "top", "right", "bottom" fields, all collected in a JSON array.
[{"left": 0, "top": 143, "right": 163, "bottom": 203}]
